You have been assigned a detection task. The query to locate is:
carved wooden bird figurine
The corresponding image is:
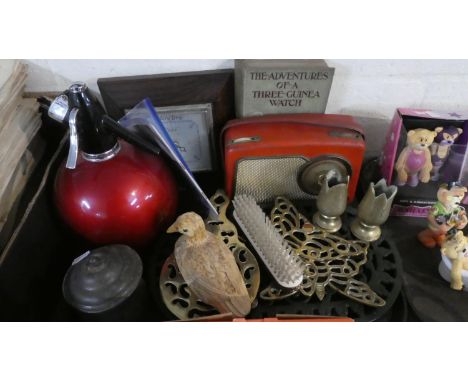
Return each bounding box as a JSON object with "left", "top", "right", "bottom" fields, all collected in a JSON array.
[{"left": 167, "top": 212, "right": 251, "bottom": 317}]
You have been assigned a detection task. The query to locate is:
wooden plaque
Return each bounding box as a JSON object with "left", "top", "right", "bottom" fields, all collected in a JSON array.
[{"left": 97, "top": 69, "right": 235, "bottom": 170}]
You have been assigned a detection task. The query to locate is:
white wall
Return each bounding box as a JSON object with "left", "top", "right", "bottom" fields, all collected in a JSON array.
[
  {"left": 23, "top": 59, "right": 468, "bottom": 156},
  {"left": 24, "top": 60, "right": 233, "bottom": 93}
]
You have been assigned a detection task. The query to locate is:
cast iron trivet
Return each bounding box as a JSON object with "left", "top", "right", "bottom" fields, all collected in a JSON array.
[{"left": 249, "top": 203, "right": 403, "bottom": 322}]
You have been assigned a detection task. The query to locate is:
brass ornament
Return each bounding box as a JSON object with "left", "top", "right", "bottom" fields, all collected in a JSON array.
[
  {"left": 260, "top": 196, "right": 386, "bottom": 307},
  {"left": 312, "top": 170, "right": 349, "bottom": 233},
  {"left": 350, "top": 179, "right": 397, "bottom": 242},
  {"left": 159, "top": 190, "right": 260, "bottom": 320}
]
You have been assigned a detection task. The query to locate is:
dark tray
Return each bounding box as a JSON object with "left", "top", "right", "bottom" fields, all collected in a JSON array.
[{"left": 0, "top": 120, "right": 405, "bottom": 322}]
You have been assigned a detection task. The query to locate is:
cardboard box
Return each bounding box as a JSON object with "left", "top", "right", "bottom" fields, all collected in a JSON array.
[{"left": 381, "top": 108, "right": 468, "bottom": 217}]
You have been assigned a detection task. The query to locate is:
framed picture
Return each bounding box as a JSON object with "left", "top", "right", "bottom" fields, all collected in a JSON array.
[
  {"left": 155, "top": 104, "right": 213, "bottom": 172},
  {"left": 97, "top": 69, "right": 235, "bottom": 172}
]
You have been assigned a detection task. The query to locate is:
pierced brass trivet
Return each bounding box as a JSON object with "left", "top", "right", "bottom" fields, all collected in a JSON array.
[
  {"left": 159, "top": 190, "right": 260, "bottom": 320},
  {"left": 260, "top": 197, "right": 385, "bottom": 307}
]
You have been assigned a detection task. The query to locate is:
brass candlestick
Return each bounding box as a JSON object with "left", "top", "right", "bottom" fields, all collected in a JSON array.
[
  {"left": 351, "top": 179, "right": 397, "bottom": 242},
  {"left": 313, "top": 170, "right": 349, "bottom": 233}
]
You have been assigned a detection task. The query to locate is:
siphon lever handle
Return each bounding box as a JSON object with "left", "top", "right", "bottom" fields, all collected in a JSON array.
[
  {"left": 47, "top": 93, "right": 79, "bottom": 170},
  {"left": 66, "top": 108, "right": 80, "bottom": 169}
]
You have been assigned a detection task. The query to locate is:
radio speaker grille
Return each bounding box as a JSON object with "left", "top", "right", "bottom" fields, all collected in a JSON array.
[{"left": 234, "top": 157, "right": 314, "bottom": 204}]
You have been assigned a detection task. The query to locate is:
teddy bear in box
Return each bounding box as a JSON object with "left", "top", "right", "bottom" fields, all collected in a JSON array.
[
  {"left": 395, "top": 128, "right": 437, "bottom": 187},
  {"left": 430, "top": 125, "right": 463, "bottom": 181}
]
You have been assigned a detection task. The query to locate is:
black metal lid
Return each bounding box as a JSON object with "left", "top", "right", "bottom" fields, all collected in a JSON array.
[{"left": 62, "top": 245, "right": 143, "bottom": 314}]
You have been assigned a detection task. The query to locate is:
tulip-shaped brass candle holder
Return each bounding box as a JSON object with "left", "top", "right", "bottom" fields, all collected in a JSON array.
[
  {"left": 351, "top": 179, "right": 397, "bottom": 242},
  {"left": 313, "top": 170, "right": 349, "bottom": 233}
]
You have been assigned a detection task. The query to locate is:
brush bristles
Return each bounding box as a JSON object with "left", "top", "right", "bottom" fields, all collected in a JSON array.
[{"left": 233, "top": 195, "right": 304, "bottom": 289}]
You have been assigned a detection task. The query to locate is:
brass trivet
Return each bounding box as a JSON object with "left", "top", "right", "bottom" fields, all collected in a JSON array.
[
  {"left": 159, "top": 190, "right": 260, "bottom": 320},
  {"left": 260, "top": 197, "right": 385, "bottom": 307}
]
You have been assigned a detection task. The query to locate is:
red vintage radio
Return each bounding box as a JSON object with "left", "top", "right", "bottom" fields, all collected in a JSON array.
[{"left": 222, "top": 114, "right": 365, "bottom": 204}]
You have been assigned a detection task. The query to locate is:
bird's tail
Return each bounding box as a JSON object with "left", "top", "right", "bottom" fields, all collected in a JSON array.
[{"left": 223, "top": 294, "right": 252, "bottom": 318}]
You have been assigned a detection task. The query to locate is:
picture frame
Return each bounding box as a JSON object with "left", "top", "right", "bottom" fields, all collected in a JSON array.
[
  {"left": 97, "top": 69, "right": 235, "bottom": 172},
  {"left": 155, "top": 103, "right": 214, "bottom": 172}
]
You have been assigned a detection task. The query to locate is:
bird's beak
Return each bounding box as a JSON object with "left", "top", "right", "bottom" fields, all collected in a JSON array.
[{"left": 166, "top": 223, "right": 178, "bottom": 234}]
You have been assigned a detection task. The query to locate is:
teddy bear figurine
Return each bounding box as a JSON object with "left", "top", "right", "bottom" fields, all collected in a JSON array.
[
  {"left": 440, "top": 230, "right": 468, "bottom": 291},
  {"left": 430, "top": 125, "right": 463, "bottom": 181},
  {"left": 418, "top": 182, "right": 468, "bottom": 248},
  {"left": 394, "top": 128, "right": 437, "bottom": 187}
]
